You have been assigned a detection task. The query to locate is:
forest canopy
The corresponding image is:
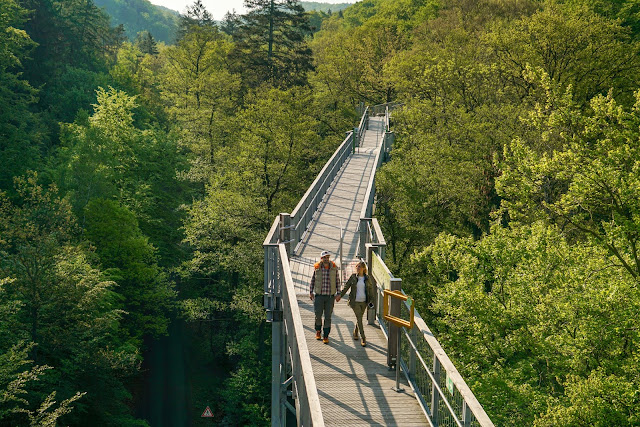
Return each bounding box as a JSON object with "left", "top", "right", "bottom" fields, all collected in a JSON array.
[{"left": 1, "top": 0, "right": 640, "bottom": 425}]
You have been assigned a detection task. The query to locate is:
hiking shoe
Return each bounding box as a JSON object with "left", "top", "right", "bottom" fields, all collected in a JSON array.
[
  {"left": 315, "top": 331, "right": 322, "bottom": 340},
  {"left": 323, "top": 337, "right": 329, "bottom": 344},
  {"left": 361, "top": 339, "right": 366, "bottom": 347}
]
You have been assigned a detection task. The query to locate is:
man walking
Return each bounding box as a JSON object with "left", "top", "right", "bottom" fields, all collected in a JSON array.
[{"left": 310, "top": 250, "right": 341, "bottom": 344}]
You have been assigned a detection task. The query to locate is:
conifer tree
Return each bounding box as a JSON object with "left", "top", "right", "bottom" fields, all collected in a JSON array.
[
  {"left": 231, "top": 0, "right": 313, "bottom": 88},
  {"left": 135, "top": 30, "right": 159, "bottom": 55}
]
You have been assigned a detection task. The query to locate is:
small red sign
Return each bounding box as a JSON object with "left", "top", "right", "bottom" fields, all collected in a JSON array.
[{"left": 201, "top": 406, "right": 214, "bottom": 418}]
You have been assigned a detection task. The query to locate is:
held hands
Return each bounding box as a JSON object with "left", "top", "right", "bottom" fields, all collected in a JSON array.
[
  {"left": 335, "top": 294, "right": 341, "bottom": 302},
  {"left": 310, "top": 293, "right": 314, "bottom": 301}
]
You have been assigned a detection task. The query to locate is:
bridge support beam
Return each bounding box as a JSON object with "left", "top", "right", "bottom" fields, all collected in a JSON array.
[{"left": 272, "top": 319, "right": 284, "bottom": 427}]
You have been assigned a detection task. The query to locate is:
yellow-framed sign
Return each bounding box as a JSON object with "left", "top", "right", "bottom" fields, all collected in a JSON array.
[{"left": 383, "top": 290, "right": 414, "bottom": 329}]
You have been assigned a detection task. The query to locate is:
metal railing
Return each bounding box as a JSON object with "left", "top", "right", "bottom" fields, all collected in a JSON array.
[
  {"left": 371, "top": 101, "right": 402, "bottom": 116},
  {"left": 358, "top": 101, "right": 493, "bottom": 426},
  {"left": 288, "top": 108, "right": 370, "bottom": 255},
  {"left": 264, "top": 230, "right": 324, "bottom": 426},
  {"left": 264, "top": 108, "right": 370, "bottom": 426},
  {"left": 358, "top": 104, "right": 395, "bottom": 258},
  {"left": 369, "top": 252, "right": 493, "bottom": 427},
  {"left": 356, "top": 106, "right": 369, "bottom": 146}
]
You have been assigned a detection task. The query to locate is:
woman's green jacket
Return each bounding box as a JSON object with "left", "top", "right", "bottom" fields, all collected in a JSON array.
[{"left": 340, "top": 273, "right": 376, "bottom": 308}]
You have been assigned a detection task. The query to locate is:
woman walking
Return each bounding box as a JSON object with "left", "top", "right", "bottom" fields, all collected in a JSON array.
[{"left": 337, "top": 261, "right": 376, "bottom": 347}]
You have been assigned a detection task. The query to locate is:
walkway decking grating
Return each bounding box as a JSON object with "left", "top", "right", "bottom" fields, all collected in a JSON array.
[{"left": 289, "top": 117, "right": 428, "bottom": 426}]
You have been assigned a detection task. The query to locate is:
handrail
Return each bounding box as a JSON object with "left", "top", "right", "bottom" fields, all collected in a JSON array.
[
  {"left": 357, "top": 107, "right": 492, "bottom": 425},
  {"left": 264, "top": 106, "right": 369, "bottom": 425},
  {"left": 359, "top": 138, "right": 383, "bottom": 220},
  {"left": 288, "top": 131, "right": 353, "bottom": 253},
  {"left": 357, "top": 107, "right": 393, "bottom": 257},
  {"left": 401, "top": 326, "right": 464, "bottom": 427},
  {"left": 288, "top": 108, "right": 370, "bottom": 255},
  {"left": 357, "top": 106, "right": 369, "bottom": 145},
  {"left": 409, "top": 309, "right": 493, "bottom": 426},
  {"left": 279, "top": 244, "right": 325, "bottom": 426},
  {"left": 371, "top": 218, "right": 386, "bottom": 246},
  {"left": 370, "top": 101, "right": 402, "bottom": 116},
  {"left": 263, "top": 215, "right": 280, "bottom": 246}
]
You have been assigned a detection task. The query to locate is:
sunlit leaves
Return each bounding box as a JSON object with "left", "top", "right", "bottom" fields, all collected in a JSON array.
[{"left": 418, "top": 223, "right": 640, "bottom": 425}]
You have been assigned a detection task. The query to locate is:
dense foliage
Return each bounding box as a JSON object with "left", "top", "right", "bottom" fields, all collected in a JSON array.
[
  {"left": 0, "top": 0, "right": 340, "bottom": 425},
  {"left": 307, "top": 0, "right": 640, "bottom": 424},
  {"left": 3, "top": 0, "right": 640, "bottom": 424}
]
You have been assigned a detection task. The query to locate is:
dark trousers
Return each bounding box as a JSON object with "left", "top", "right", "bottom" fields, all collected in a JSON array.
[{"left": 313, "top": 294, "right": 335, "bottom": 337}]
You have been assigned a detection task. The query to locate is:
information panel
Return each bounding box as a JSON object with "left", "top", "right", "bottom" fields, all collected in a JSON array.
[{"left": 371, "top": 251, "right": 392, "bottom": 290}]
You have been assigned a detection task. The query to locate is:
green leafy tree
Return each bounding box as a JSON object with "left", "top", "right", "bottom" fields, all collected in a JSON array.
[
  {"left": 52, "top": 86, "right": 189, "bottom": 262},
  {"left": 498, "top": 85, "right": 640, "bottom": 283},
  {"left": 84, "top": 198, "right": 175, "bottom": 340},
  {"left": 0, "top": 174, "right": 75, "bottom": 361},
  {"left": 486, "top": 1, "right": 640, "bottom": 106},
  {"left": 134, "top": 31, "right": 158, "bottom": 55},
  {"left": 375, "top": 5, "right": 522, "bottom": 268},
  {"left": 0, "top": 176, "right": 141, "bottom": 426},
  {"left": 161, "top": 6, "right": 240, "bottom": 182},
  {"left": 20, "top": 0, "right": 123, "bottom": 139},
  {"left": 110, "top": 41, "right": 169, "bottom": 128},
  {"left": 0, "top": 339, "right": 84, "bottom": 427},
  {"left": 179, "top": 86, "right": 325, "bottom": 423},
  {"left": 183, "top": 86, "right": 321, "bottom": 285},
  {"left": 22, "top": 0, "right": 116, "bottom": 76},
  {"left": 412, "top": 223, "right": 640, "bottom": 425}
]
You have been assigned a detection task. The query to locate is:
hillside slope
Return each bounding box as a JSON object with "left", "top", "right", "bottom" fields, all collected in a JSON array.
[{"left": 94, "top": 0, "right": 179, "bottom": 43}]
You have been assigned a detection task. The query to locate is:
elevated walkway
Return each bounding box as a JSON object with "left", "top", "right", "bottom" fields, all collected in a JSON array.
[
  {"left": 264, "top": 104, "right": 493, "bottom": 427},
  {"left": 290, "top": 117, "right": 426, "bottom": 425},
  {"left": 290, "top": 116, "right": 384, "bottom": 290}
]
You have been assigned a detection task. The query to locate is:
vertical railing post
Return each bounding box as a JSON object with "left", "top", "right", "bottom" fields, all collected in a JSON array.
[
  {"left": 409, "top": 326, "right": 417, "bottom": 381},
  {"left": 353, "top": 127, "right": 358, "bottom": 152},
  {"left": 280, "top": 213, "right": 291, "bottom": 258},
  {"left": 431, "top": 357, "right": 441, "bottom": 427},
  {"left": 339, "top": 222, "right": 344, "bottom": 283},
  {"left": 291, "top": 216, "right": 299, "bottom": 255},
  {"left": 358, "top": 218, "right": 368, "bottom": 259},
  {"left": 463, "top": 401, "right": 472, "bottom": 427},
  {"left": 392, "top": 326, "right": 404, "bottom": 393},
  {"left": 387, "top": 277, "right": 402, "bottom": 368},
  {"left": 366, "top": 244, "right": 376, "bottom": 325},
  {"left": 271, "top": 248, "right": 284, "bottom": 427}
]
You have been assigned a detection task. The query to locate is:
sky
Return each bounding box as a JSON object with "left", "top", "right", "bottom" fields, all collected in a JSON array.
[{"left": 148, "top": 0, "right": 356, "bottom": 21}]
